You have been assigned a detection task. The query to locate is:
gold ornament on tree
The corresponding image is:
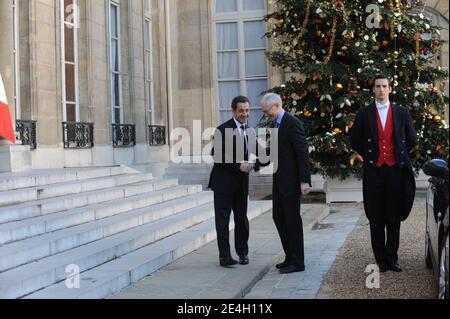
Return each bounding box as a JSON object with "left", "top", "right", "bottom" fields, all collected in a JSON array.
[
  {"left": 415, "top": 39, "right": 422, "bottom": 67},
  {"left": 298, "top": 0, "right": 313, "bottom": 39},
  {"left": 324, "top": 17, "right": 337, "bottom": 64}
]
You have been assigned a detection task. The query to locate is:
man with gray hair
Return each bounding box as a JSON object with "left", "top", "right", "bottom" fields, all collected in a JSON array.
[{"left": 255, "top": 92, "right": 312, "bottom": 273}]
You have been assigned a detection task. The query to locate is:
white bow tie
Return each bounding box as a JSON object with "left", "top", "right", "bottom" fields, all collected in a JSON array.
[{"left": 376, "top": 103, "right": 389, "bottom": 109}]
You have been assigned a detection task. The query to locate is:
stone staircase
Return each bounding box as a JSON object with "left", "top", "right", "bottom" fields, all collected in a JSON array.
[
  {"left": 164, "top": 162, "right": 326, "bottom": 199},
  {"left": 164, "top": 162, "right": 275, "bottom": 199},
  {"left": 0, "top": 166, "right": 271, "bottom": 299}
]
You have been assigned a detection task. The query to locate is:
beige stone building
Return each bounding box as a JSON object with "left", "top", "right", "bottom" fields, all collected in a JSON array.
[{"left": 0, "top": 0, "right": 448, "bottom": 173}]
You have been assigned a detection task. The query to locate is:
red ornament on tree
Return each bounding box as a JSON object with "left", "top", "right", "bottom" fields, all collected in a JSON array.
[{"left": 336, "top": 1, "right": 345, "bottom": 10}]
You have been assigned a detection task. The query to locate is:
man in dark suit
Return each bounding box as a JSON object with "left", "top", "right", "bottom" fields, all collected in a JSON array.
[
  {"left": 208, "top": 96, "right": 254, "bottom": 267},
  {"left": 255, "top": 93, "right": 312, "bottom": 274},
  {"left": 350, "top": 75, "right": 417, "bottom": 273}
]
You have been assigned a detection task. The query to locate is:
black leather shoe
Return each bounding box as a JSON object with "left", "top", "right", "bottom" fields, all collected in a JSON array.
[
  {"left": 275, "top": 259, "right": 291, "bottom": 269},
  {"left": 220, "top": 258, "right": 238, "bottom": 267},
  {"left": 387, "top": 262, "right": 402, "bottom": 272},
  {"left": 239, "top": 255, "right": 249, "bottom": 265},
  {"left": 377, "top": 262, "right": 387, "bottom": 273},
  {"left": 279, "top": 264, "right": 305, "bottom": 274}
]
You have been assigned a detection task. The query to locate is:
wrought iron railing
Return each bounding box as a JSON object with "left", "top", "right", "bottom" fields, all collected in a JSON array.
[
  {"left": 112, "top": 124, "right": 136, "bottom": 148},
  {"left": 15, "top": 120, "right": 37, "bottom": 149},
  {"left": 148, "top": 125, "right": 166, "bottom": 146},
  {"left": 62, "top": 122, "right": 94, "bottom": 149}
]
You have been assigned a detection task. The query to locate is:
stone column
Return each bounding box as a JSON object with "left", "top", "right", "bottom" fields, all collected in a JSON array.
[
  {"left": 29, "top": 0, "right": 60, "bottom": 147},
  {"left": 85, "top": 0, "right": 114, "bottom": 165},
  {"left": 0, "top": 0, "right": 32, "bottom": 172},
  {"left": 127, "top": 0, "right": 147, "bottom": 144},
  {"left": 0, "top": 0, "right": 16, "bottom": 126}
]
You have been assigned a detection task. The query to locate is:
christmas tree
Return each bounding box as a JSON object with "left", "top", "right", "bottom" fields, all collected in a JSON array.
[{"left": 264, "top": 0, "right": 449, "bottom": 180}]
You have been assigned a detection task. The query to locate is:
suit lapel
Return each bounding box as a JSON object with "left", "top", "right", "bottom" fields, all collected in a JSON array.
[
  {"left": 278, "top": 112, "right": 289, "bottom": 138},
  {"left": 227, "top": 118, "right": 237, "bottom": 129},
  {"left": 368, "top": 103, "right": 379, "bottom": 148}
]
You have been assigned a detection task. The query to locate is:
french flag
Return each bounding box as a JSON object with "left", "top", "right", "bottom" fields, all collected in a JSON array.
[{"left": 0, "top": 73, "right": 16, "bottom": 144}]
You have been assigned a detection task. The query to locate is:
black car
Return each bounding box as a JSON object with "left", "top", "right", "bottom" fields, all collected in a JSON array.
[{"left": 423, "top": 159, "right": 449, "bottom": 299}]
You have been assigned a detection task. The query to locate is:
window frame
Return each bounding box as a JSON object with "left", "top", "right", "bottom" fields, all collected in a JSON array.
[
  {"left": 213, "top": 0, "right": 269, "bottom": 126},
  {"left": 13, "top": 0, "right": 20, "bottom": 119},
  {"left": 60, "top": 0, "right": 80, "bottom": 123},
  {"left": 109, "top": 0, "right": 123, "bottom": 125},
  {"left": 143, "top": 0, "right": 154, "bottom": 126}
]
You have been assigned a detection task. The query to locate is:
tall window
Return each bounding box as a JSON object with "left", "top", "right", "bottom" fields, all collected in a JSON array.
[
  {"left": 13, "top": 0, "right": 20, "bottom": 119},
  {"left": 214, "top": 0, "right": 268, "bottom": 127},
  {"left": 144, "top": 0, "right": 154, "bottom": 125},
  {"left": 61, "top": 0, "right": 79, "bottom": 122},
  {"left": 110, "top": 0, "right": 122, "bottom": 124}
]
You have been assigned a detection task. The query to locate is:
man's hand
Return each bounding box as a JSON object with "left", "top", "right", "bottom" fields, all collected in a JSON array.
[
  {"left": 301, "top": 183, "right": 311, "bottom": 195},
  {"left": 240, "top": 162, "right": 254, "bottom": 173}
]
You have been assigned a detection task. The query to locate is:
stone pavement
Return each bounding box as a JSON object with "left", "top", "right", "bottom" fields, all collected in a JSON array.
[
  {"left": 110, "top": 204, "right": 332, "bottom": 299},
  {"left": 245, "top": 205, "right": 362, "bottom": 299}
]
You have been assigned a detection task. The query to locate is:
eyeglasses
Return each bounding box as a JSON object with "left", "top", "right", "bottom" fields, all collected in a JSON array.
[{"left": 261, "top": 104, "right": 276, "bottom": 114}]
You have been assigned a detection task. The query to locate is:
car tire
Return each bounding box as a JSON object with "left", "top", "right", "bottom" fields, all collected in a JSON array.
[
  {"left": 438, "top": 234, "right": 449, "bottom": 299},
  {"left": 425, "top": 236, "right": 433, "bottom": 269}
]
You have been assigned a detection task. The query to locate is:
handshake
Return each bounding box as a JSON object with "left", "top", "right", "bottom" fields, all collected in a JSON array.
[{"left": 240, "top": 161, "right": 254, "bottom": 174}]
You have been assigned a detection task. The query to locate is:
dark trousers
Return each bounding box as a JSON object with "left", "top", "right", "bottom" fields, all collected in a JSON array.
[
  {"left": 365, "top": 164, "right": 403, "bottom": 264},
  {"left": 213, "top": 190, "right": 249, "bottom": 260},
  {"left": 272, "top": 183, "right": 304, "bottom": 267}
]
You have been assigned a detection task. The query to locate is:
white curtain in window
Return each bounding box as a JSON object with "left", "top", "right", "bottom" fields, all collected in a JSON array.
[
  {"left": 110, "top": 6, "right": 118, "bottom": 37},
  {"left": 111, "top": 40, "right": 118, "bottom": 71},
  {"left": 248, "top": 112, "right": 264, "bottom": 128},
  {"left": 247, "top": 79, "right": 267, "bottom": 107},
  {"left": 245, "top": 51, "right": 266, "bottom": 77},
  {"left": 217, "top": 23, "right": 239, "bottom": 108},
  {"left": 243, "top": 0, "right": 265, "bottom": 11},
  {"left": 218, "top": 52, "right": 239, "bottom": 79},
  {"left": 218, "top": 81, "right": 240, "bottom": 109},
  {"left": 216, "top": 0, "right": 236, "bottom": 13},
  {"left": 247, "top": 79, "right": 267, "bottom": 127},
  {"left": 244, "top": 21, "right": 265, "bottom": 48},
  {"left": 216, "top": 23, "right": 238, "bottom": 50}
]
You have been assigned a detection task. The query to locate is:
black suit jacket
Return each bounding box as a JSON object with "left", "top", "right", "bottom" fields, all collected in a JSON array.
[
  {"left": 208, "top": 118, "right": 249, "bottom": 195},
  {"left": 350, "top": 103, "right": 417, "bottom": 221},
  {"left": 256, "top": 112, "right": 311, "bottom": 197}
]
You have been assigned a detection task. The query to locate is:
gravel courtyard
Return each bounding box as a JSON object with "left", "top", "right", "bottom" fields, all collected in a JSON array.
[{"left": 317, "top": 198, "right": 438, "bottom": 299}]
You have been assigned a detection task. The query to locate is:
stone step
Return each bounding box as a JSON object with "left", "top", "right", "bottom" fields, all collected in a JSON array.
[
  {"left": 0, "top": 179, "right": 184, "bottom": 245},
  {"left": 250, "top": 175, "right": 274, "bottom": 183},
  {"left": 165, "top": 166, "right": 212, "bottom": 173},
  {"left": 23, "top": 200, "right": 271, "bottom": 299},
  {"left": 165, "top": 173, "right": 274, "bottom": 183},
  {"left": 166, "top": 162, "right": 212, "bottom": 169},
  {"left": 0, "top": 193, "right": 214, "bottom": 299},
  {"left": 164, "top": 176, "right": 209, "bottom": 185},
  {"left": 0, "top": 166, "right": 130, "bottom": 192},
  {"left": 0, "top": 171, "right": 153, "bottom": 207},
  {"left": 0, "top": 185, "right": 204, "bottom": 272},
  {"left": 0, "top": 178, "right": 178, "bottom": 225},
  {"left": 250, "top": 183, "right": 273, "bottom": 190}
]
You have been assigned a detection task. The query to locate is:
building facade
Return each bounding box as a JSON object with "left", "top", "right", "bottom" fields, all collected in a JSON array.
[{"left": 0, "top": 0, "right": 448, "bottom": 172}]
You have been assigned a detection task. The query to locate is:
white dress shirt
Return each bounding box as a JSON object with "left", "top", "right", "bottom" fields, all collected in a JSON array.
[
  {"left": 376, "top": 101, "right": 390, "bottom": 130},
  {"left": 233, "top": 117, "right": 248, "bottom": 148}
]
